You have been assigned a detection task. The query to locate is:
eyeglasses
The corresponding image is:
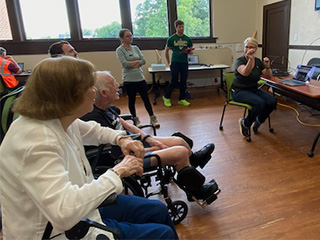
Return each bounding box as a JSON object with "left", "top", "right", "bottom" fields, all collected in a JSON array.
[
  {"left": 245, "top": 46, "right": 256, "bottom": 49},
  {"left": 125, "top": 34, "right": 133, "bottom": 38}
]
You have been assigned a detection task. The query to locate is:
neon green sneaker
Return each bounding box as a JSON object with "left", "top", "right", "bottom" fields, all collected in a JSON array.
[
  {"left": 178, "top": 99, "right": 191, "bottom": 106},
  {"left": 163, "top": 96, "right": 172, "bottom": 107}
]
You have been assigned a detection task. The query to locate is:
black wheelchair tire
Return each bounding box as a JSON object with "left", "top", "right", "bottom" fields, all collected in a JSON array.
[
  {"left": 122, "top": 176, "right": 145, "bottom": 197},
  {"left": 168, "top": 200, "right": 188, "bottom": 225}
]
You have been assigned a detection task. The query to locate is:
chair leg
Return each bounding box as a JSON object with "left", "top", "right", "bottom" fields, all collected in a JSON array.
[
  {"left": 268, "top": 115, "right": 274, "bottom": 133},
  {"left": 219, "top": 103, "right": 227, "bottom": 130},
  {"left": 308, "top": 130, "right": 320, "bottom": 158}
]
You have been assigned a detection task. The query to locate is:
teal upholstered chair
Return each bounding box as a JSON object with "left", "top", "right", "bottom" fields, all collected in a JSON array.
[{"left": 219, "top": 72, "right": 273, "bottom": 142}]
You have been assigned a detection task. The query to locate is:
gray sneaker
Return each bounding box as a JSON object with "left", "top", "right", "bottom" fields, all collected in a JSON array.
[
  {"left": 252, "top": 117, "right": 262, "bottom": 133},
  {"left": 239, "top": 118, "right": 250, "bottom": 138},
  {"left": 150, "top": 115, "right": 160, "bottom": 128},
  {"left": 133, "top": 117, "right": 142, "bottom": 128}
]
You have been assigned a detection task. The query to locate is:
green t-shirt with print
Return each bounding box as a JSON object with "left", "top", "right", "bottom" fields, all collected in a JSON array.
[{"left": 166, "top": 33, "right": 193, "bottom": 63}]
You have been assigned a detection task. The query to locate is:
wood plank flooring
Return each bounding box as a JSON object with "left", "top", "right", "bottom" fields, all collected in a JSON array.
[{"left": 115, "top": 85, "right": 320, "bottom": 240}]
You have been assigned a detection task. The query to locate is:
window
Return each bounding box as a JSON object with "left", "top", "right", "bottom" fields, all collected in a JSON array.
[
  {"left": 176, "top": 0, "right": 210, "bottom": 37},
  {"left": 78, "top": 0, "right": 121, "bottom": 38},
  {"left": 0, "top": 0, "right": 13, "bottom": 40},
  {"left": 130, "top": 0, "right": 168, "bottom": 37},
  {"left": 3, "top": 0, "right": 215, "bottom": 54},
  {"left": 19, "top": 0, "right": 70, "bottom": 39}
]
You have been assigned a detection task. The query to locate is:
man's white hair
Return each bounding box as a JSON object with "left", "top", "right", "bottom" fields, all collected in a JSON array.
[{"left": 94, "top": 71, "right": 113, "bottom": 99}]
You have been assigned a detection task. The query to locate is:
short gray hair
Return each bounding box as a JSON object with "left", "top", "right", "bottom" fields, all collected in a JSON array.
[
  {"left": 0, "top": 47, "right": 7, "bottom": 56},
  {"left": 95, "top": 71, "right": 113, "bottom": 99}
]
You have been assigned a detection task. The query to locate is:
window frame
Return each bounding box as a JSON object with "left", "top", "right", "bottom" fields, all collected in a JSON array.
[{"left": 2, "top": 0, "right": 216, "bottom": 55}]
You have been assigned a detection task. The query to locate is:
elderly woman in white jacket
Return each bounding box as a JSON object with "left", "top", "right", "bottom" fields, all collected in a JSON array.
[{"left": 0, "top": 57, "right": 178, "bottom": 240}]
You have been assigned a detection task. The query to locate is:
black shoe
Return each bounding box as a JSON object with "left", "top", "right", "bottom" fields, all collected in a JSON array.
[
  {"left": 252, "top": 117, "right": 262, "bottom": 133},
  {"left": 187, "top": 179, "right": 219, "bottom": 204},
  {"left": 190, "top": 143, "right": 215, "bottom": 169},
  {"left": 239, "top": 118, "right": 250, "bottom": 138}
]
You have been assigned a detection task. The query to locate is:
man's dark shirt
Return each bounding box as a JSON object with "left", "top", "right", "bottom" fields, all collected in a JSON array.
[
  {"left": 81, "top": 105, "right": 149, "bottom": 162},
  {"left": 81, "top": 105, "right": 124, "bottom": 131},
  {"left": 81, "top": 105, "right": 126, "bottom": 159}
]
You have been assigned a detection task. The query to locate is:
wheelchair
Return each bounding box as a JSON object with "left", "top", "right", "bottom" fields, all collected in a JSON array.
[
  {"left": 135, "top": 155, "right": 221, "bottom": 224},
  {"left": 42, "top": 193, "right": 121, "bottom": 240},
  {"left": 85, "top": 133, "right": 221, "bottom": 225}
]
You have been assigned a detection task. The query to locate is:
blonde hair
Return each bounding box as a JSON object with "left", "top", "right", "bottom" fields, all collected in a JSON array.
[
  {"left": 13, "top": 57, "right": 96, "bottom": 120},
  {"left": 244, "top": 37, "right": 258, "bottom": 48}
]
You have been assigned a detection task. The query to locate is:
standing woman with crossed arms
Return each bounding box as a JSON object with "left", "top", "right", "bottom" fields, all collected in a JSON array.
[{"left": 116, "top": 29, "right": 160, "bottom": 129}]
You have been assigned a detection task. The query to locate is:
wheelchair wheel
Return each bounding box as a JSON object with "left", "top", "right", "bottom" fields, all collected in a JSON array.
[
  {"left": 168, "top": 200, "right": 188, "bottom": 225},
  {"left": 122, "top": 176, "right": 145, "bottom": 197}
]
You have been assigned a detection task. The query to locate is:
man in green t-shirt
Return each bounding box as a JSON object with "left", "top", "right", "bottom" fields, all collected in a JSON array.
[{"left": 163, "top": 20, "right": 193, "bottom": 107}]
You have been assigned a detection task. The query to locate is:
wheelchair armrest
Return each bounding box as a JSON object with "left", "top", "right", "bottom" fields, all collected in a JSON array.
[
  {"left": 65, "top": 193, "right": 120, "bottom": 239},
  {"left": 121, "top": 133, "right": 141, "bottom": 140},
  {"left": 97, "top": 192, "right": 118, "bottom": 208},
  {"left": 65, "top": 218, "right": 121, "bottom": 240},
  {"left": 119, "top": 114, "right": 133, "bottom": 121},
  {"left": 171, "top": 132, "right": 193, "bottom": 148},
  {"left": 119, "top": 114, "right": 157, "bottom": 136}
]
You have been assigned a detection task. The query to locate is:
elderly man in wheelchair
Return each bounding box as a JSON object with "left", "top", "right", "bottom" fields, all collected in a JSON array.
[{"left": 81, "top": 71, "right": 220, "bottom": 210}]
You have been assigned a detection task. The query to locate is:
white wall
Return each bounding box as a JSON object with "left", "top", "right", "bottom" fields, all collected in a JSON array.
[{"left": 288, "top": 0, "right": 320, "bottom": 68}]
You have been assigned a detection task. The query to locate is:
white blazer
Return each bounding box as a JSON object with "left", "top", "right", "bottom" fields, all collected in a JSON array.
[{"left": 0, "top": 117, "right": 126, "bottom": 239}]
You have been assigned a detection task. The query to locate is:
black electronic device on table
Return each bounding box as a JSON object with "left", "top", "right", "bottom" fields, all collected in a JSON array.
[{"left": 272, "top": 68, "right": 289, "bottom": 76}]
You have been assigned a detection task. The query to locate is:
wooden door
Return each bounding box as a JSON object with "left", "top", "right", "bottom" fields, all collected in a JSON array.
[{"left": 262, "top": 0, "right": 291, "bottom": 72}]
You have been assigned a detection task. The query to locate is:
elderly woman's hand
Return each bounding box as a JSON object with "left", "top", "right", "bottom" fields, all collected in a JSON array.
[
  {"left": 263, "top": 57, "right": 271, "bottom": 68},
  {"left": 112, "top": 155, "right": 144, "bottom": 177},
  {"left": 245, "top": 49, "right": 255, "bottom": 60},
  {"left": 119, "top": 137, "right": 145, "bottom": 159}
]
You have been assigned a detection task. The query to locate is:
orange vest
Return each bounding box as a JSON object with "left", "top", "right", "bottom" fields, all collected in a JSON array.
[{"left": 0, "top": 58, "right": 19, "bottom": 88}]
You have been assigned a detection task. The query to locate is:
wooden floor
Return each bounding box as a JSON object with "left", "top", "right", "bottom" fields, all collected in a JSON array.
[{"left": 116, "top": 85, "right": 320, "bottom": 240}]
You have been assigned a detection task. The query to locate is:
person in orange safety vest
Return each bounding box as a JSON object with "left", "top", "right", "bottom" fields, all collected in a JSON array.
[{"left": 0, "top": 47, "right": 22, "bottom": 89}]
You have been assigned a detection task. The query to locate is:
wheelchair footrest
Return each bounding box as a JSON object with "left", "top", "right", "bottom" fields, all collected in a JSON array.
[{"left": 187, "top": 179, "right": 221, "bottom": 208}]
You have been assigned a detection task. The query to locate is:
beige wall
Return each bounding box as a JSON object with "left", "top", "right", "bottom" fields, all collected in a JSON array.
[
  {"left": 79, "top": 50, "right": 159, "bottom": 84},
  {"left": 12, "top": 0, "right": 320, "bottom": 82},
  {"left": 212, "top": 0, "right": 257, "bottom": 43}
]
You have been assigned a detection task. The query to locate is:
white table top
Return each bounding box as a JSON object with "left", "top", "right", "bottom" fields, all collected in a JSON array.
[{"left": 148, "top": 64, "right": 230, "bottom": 73}]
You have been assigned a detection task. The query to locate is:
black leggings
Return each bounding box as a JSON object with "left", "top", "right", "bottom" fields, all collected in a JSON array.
[{"left": 123, "top": 80, "right": 154, "bottom": 117}]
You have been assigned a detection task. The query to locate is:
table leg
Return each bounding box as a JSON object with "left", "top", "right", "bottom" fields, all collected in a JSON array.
[
  {"left": 151, "top": 73, "right": 159, "bottom": 105},
  {"left": 308, "top": 130, "right": 320, "bottom": 157}
]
